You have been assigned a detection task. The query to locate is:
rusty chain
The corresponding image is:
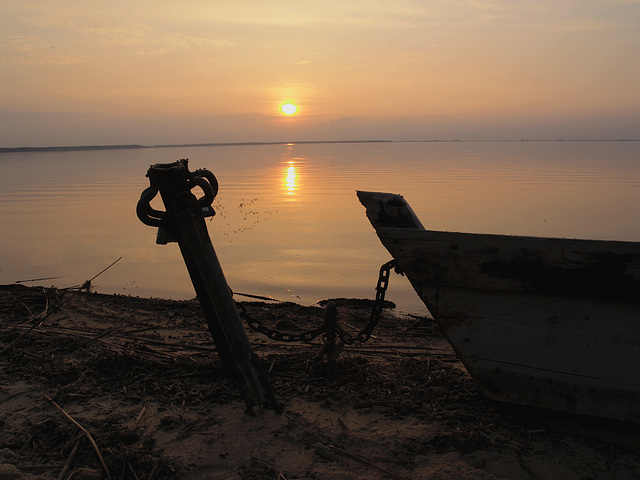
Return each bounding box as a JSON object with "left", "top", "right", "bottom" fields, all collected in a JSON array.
[
  {"left": 239, "top": 259, "right": 397, "bottom": 344},
  {"left": 336, "top": 259, "right": 396, "bottom": 344},
  {"left": 238, "top": 303, "right": 326, "bottom": 342}
]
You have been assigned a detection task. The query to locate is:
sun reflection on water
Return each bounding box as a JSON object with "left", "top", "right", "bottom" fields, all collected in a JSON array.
[{"left": 285, "top": 160, "right": 297, "bottom": 195}]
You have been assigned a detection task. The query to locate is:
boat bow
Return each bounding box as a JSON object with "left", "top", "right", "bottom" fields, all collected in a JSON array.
[{"left": 357, "top": 190, "right": 640, "bottom": 424}]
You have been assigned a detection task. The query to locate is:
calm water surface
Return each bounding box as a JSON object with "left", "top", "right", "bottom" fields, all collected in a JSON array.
[{"left": 1, "top": 141, "right": 639, "bottom": 315}]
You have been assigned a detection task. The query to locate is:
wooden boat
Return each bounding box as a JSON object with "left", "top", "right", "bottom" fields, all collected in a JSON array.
[{"left": 357, "top": 191, "right": 640, "bottom": 424}]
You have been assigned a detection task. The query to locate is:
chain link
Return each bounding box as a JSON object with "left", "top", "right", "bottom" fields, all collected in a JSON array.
[
  {"left": 238, "top": 304, "right": 326, "bottom": 342},
  {"left": 336, "top": 259, "right": 396, "bottom": 345},
  {"left": 239, "top": 259, "right": 397, "bottom": 345}
]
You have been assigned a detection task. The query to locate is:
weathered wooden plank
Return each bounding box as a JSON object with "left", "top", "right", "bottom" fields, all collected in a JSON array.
[{"left": 358, "top": 190, "right": 640, "bottom": 423}]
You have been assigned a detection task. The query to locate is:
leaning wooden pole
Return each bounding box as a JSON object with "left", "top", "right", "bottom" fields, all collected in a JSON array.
[{"left": 137, "top": 159, "right": 278, "bottom": 413}]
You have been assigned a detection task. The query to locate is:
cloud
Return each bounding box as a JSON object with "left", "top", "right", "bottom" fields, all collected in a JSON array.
[
  {"left": 139, "top": 32, "right": 236, "bottom": 56},
  {"left": 0, "top": 26, "right": 235, "bottom": 65},
  {"left": 79, "top": 23, "right": 237, "bottom": 54},
  {"left": 2, "top": 6, "right": 237, "bottom": 61},
  {"left": 0, "top": 35, "right": 83, "bottom": 65},
  {"left": 81, "top": 23, "right": 153, "bottom": 47}
]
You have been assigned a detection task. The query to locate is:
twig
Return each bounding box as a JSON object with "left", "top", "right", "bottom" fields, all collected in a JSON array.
[
  {"left": 233, "top": 291, "right": 284, "bottom": 302},
  {"left": 45, "top": 395, "right": 113, "bottom": 480},
  {"left": 7, "top": 294, "right": 35, "bottom": 320},
  {"left": 2, "top": 259, "right": 122, "bottom": 352},
  {"left": 14, "top": 276, "right": 63, "bottom": 284},
  {"left": 76, "top": 314, "right": 133, "bottom": 349},
  {"left": 88, "top": 257, "right": 123, "bottom": 283},
  {"left": 128, "top": 462, "right": 141, "bottom": 480},
  {"left": 39, "top": 290, "right": 50, "bottom": 319},
  {"left": 133, "top": 406, "right": 147, "bottom": 429},
  {"left": 0, "top": 319, "right": 45, "bottom": 354},
  {"left": 353, "top": 400, "right": 402, "bottom": 410},
  {"left": 175, "top": 423, "right": 194, "bottom": 440},
  {"left": 327, "top": 444, "right": 407, "bottom": 480},
  {"left": 57, "top": 437, "right": 82, "bottom": 480},
  {"left": 147, "top": 459, "right": 159, "bottom": 480}
]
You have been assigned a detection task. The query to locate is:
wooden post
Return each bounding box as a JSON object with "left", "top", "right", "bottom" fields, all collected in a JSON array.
[{"left": 137, "top": 159, "right": 278, "bottom": 413}]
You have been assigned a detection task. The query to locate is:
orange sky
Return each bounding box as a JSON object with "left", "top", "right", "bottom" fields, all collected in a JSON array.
[{"left": 1, "top": 1, "right": 639, "bottom": 146}]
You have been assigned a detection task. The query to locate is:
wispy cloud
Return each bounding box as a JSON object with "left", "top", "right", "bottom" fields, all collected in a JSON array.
[
  {"left": 80, "top": 23, "right": 237, "bottom": 54},
  {"left": 139, "top": 33, "right": 236, "bottom": 56},
  {"left": 0, "top": 35, "right": 83, "bottom": 64},
  {"left": 1, "top": 13, "right": 236, "bottom": 65},
  {"left": 81, "top": 23, "right": 153, "bottom": 47}
]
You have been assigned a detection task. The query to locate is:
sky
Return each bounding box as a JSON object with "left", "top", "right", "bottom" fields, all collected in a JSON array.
[{"left": 1, "top": 0, "right": 639, "bottom": 147}]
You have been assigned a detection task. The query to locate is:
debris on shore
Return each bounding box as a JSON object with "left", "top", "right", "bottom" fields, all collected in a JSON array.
[{"left": 1, "top": 284, "right": 638, "bottom": 479}]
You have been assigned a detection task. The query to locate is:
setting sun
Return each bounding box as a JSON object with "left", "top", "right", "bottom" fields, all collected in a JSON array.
[{"left": 280, "top": 103, "right": 298, "bottom": 116}]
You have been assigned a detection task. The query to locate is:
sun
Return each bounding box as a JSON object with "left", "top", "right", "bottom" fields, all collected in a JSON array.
[{"left": 280, "top": 103, "right": 298, "bottom": 116}]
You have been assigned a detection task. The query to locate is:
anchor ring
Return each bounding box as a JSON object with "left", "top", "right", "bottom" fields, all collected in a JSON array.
[
  {"left": 136, "top": 186, "right": 165, "bottom": 227},
  {"left": 186, "top": 175, "right": 215, "bottom": 208}
]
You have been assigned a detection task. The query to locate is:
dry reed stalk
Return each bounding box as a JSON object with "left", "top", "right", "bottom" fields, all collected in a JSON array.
[{"left": 45, "top": 395, "right": 113, "bottom": 480}]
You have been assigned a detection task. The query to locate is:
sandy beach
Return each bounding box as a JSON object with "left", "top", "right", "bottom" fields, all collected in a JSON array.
[{"left": 1, "top": 284, "right": 639, "bottom": 479}]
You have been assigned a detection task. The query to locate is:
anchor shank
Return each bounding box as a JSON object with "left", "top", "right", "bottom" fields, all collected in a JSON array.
[
  {"left": 173, "top": 202, "right": 268, "bottom": 408},
  {"left": 137, "top": 159, "right": 273, "bottom": 412}
]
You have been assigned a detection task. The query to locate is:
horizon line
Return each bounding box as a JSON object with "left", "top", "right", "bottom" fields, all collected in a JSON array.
[{"left": 1, "top": 138, "right": 639, "bottom": 154}]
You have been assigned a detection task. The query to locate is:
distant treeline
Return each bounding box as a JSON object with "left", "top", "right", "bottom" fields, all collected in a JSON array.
[
  {"left": 0, "top": 140, "right": 392, "bottom": 154},
  {"left": 0, "top": 144, "right": 146, "bottom": 153},
  {"left": 3, "top": 138, "right": 637, "bottom": 154}
]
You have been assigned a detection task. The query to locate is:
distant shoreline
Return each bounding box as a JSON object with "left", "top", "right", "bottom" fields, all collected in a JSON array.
[
  {"left": 1, "top": 138, "right": 638, "bottom": 154},
  {"left": 0, "top": 140, "right": 392, "bottom": 154}
]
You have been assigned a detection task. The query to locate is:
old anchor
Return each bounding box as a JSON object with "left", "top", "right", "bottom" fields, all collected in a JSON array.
[{"left": 136, "top": 159, "right": 278, "bottom": 414}]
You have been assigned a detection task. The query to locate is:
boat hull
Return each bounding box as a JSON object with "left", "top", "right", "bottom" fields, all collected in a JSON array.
[{"left": 358, "top": 191, "right": 640, "bottom": 423}]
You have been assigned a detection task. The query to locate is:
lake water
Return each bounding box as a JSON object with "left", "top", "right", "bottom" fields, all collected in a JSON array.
[{"left": 1, "top": 140, "right": 639, "bottom": 315}]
